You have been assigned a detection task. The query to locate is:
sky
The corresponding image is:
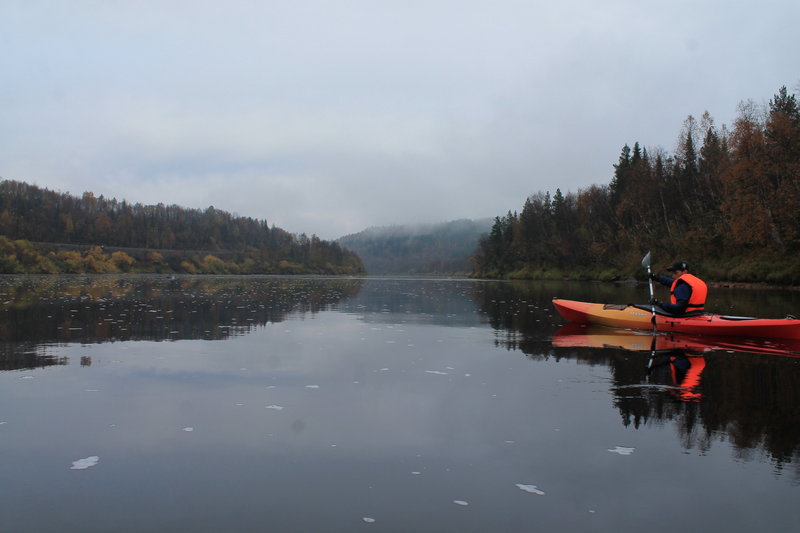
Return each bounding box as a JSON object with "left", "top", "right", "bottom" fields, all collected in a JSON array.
[{"left": 1, "top": 1, "right": 798, "bottom": 240}]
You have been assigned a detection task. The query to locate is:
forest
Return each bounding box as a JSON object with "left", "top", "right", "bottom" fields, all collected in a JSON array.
[
  {"left": 473, "top": 86, "right": 800, "bottom": 285},
  {"left": 0, "top": 181, "right": 365, "bottom": 275}
]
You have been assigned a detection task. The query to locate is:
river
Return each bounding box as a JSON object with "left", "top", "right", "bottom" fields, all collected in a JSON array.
[{"left": 1, "top": 275, "right": 798, "bottom": 532}]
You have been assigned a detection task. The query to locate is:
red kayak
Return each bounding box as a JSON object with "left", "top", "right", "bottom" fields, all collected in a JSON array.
[{"left": 552, "top": 298, "right": 800, "bottom": 339}]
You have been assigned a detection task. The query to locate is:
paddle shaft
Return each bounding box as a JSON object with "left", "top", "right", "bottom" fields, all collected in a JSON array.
[{"left": 642, "top": 252, "right": 658, "bottom": 332}]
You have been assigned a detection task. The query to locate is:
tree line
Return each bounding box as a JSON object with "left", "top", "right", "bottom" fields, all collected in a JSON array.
[
  {"left": 473, "top": 86, "right": 800, "bottom": 285},
  {"left": 0, "top": 180, "right": 365, "bottom": 275}
]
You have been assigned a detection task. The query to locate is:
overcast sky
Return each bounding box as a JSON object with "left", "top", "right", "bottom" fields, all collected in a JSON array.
[{"left": 2, "top": 1, "right": 797, "bottom": 239}]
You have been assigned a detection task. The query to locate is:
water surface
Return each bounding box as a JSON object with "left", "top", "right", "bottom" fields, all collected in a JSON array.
[{"left": 1, "top": 276, "right": 798, "bottom": 532}]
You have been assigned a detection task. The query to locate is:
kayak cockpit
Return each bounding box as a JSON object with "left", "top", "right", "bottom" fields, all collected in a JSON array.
[{"left": 631, "top": 304, "right": 707, "bottom": 318}]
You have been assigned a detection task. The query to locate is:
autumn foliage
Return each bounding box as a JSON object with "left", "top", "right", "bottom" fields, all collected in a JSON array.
[
  {"left": 0, "top": 184, "right": 365, "bottom": 275},
  {"left": 474, "top": 86, "right": 800, "bottom": 284}
]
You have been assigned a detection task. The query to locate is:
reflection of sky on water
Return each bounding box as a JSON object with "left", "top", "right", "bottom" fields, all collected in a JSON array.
[{"left": 1, "top": 276, "right": 799, "bottom": 532}]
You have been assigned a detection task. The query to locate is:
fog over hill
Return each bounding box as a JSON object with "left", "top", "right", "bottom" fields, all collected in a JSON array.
[{"left": 338, "top": 219, "right": 493, "bottom": 275}]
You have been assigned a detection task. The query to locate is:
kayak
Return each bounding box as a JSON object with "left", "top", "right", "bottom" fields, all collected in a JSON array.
[
  {"left": 552, "top": 298, "right": 800, "bottom": 339},
  {"left": 552, "top": 323, "right": 800, "bottom": 357}
]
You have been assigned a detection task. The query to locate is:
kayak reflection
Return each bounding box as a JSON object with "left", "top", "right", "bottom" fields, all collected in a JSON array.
[
  {"left": 552, "top": 323, "right": 800, "bottom": 403},
  {"left": 552, "top": 322, "right": 800, "bottom": 358}
]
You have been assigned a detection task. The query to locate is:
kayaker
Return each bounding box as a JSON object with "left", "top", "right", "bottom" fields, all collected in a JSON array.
[{"left": 649, "top": 261, "right": 708, "bottom": 315}]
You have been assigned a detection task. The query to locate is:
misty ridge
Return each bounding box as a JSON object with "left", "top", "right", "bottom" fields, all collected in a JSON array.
[
  {"left": 337, "top": 219, "right": 493, "bottom": 275},
  {"left": 0, "top": 177, "right": 492, "bottom": 276}
]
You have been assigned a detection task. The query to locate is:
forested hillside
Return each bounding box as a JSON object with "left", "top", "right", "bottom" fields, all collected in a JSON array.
[
  {"left": 474, "top": 86, "right": 800, "bottom": 285},
  {"left": 339, "top": 219, "right": 492, "bottom": 275},
  {"left": 0, "top": 180, "right": 365, "bottom": 275}
]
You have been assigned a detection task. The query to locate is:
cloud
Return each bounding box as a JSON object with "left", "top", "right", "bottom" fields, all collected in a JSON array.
[{"left": 1, "top": 0, "right": 798, "bottom": 239}]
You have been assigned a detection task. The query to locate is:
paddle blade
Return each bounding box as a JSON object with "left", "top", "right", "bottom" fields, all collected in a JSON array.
[{"left": 641, "top": 251, "right": 651, "bottom": 269}]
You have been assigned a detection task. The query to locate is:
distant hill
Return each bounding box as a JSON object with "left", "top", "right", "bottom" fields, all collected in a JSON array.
[
  {"left": 0, "top": 179, "right": 365, "bottom": 275},
  {"left": 338, "top": 219, "right": 493, "bottom": 275}
]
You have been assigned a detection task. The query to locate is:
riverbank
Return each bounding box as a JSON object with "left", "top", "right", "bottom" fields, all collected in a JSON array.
[{"left": 475, "top": 261, "right": 800, "bottom": 290}]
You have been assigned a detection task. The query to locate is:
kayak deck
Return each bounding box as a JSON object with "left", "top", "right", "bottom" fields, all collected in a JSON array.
[{"left": 552, "top": 298, "right": 800, "bottom": 339}]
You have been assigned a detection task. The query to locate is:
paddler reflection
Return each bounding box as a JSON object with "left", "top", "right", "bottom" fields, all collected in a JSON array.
[
  {"left": 551, "top": 323, "right": 709, "bottom": 402},
  {"left": 646, "top": 350, "right": 705, "bottom": 402}
]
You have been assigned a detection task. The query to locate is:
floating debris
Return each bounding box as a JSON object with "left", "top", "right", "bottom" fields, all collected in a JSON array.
[
  {"left": 516, "top": 484, "right": 545, "bottom": 495},
  {"left": 183, "top": 427, "right": 194, "bottom": 432},
  {"left": 425, "top": 370, "right": 448, "bottom": 375},
  {"left": 70, "top": 456, "right": 99, "bottom": 470},
  {"left": 453, "top": 500, "right": 469, "bottom": 506},
  {"left": 608, "top": 446, "right": 635, "bottom": 455},
  {"left": 362, "top": 517, "right": 376, "bottom": 523},
  {"left": 266, "top": 405, "right": 285, "bottom": 410},
  {"left": 305, "top": 385, "right": 320, "bottom": 389}
]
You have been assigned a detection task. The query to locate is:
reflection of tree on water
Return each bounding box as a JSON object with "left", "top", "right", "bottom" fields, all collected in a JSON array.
[
  {"left": 471, "top": 282, "right": 800, "bottom": 475},
  {"left": 0, "top": 275, "right": 364, "bottom": 370},
  {"left": 0, "top": 342, "right": 68, "bottom": 370}
]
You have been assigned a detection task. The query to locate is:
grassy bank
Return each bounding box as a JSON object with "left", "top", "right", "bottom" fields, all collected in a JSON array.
[{"left": 475, "top": 255, "right": 800, "bottom": 288}]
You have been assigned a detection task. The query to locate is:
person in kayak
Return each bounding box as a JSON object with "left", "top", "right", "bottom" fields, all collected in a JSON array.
[{"left": 649, "top": 260, "right": 708, "bottom": 315}]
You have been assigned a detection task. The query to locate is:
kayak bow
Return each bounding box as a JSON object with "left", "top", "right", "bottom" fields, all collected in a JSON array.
[{"left": 552, "top": 298, "right": 800, "bottom": 339}]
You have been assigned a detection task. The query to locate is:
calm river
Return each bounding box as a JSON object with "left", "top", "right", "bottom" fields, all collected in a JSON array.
[{"left": 1, "top": 275, "right": 798, "bottom": 532}]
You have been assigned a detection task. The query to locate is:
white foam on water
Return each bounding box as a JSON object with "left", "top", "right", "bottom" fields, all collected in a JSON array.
[
  {"left": 516, "top": 484, "right": 545, "bottom": 495},
  {"left": 608, "top": 446, "right": 635, "bottom": 455},
  {"left": 453, "top": 500, "right": 469, "bottom": 506},
  {"left": 70, "top": 456, "right": 99, "bottom": 470},
  {"left": 425, "top": 370, "right": 448, "bottom": 375},
  {"left": 183, "top": 427, "right": 194, "bottom": 432},
  {"left": 266, "top": 405, "right": 284, "bottom": 410},
  {"left": 305, "top": 385, "right": 320, "bottom": 389}
]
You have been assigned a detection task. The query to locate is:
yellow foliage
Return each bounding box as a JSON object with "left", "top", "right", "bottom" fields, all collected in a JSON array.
[
  {"left": 110, "top": 251, "right": 135, "bottom": 271},
  {"left": 180, "top": 260, "right": 198, "bottom": 274},
  {"left": 201, "top": 255, "right": 228, "bottom": 274}
]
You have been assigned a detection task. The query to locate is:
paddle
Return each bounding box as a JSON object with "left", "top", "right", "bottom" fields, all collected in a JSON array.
[{"left": 641, "top": 251, "right": 657, "bottom": 332}]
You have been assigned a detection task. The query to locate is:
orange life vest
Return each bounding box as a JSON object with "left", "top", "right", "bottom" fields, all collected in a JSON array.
[{"left": 670, "top": 273, "right": 707, "bottom": 311}]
